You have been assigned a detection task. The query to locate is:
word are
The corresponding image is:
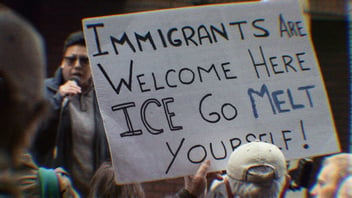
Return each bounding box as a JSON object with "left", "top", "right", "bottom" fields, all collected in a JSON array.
[{"left": 279, "top": 14, "right": 307, "bottom": 38}]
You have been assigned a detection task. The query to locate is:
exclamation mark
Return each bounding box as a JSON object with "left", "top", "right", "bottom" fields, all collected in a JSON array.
[{"left": 300, "top": 120, "right": 309, "bottom": 149}]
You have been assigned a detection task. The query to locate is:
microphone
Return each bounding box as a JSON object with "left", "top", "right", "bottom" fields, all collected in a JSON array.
[
  {"left": 70, "top": 76, "right": 80, "bottom": 86},
  {"left": 63, "top": 76, "right": 81, "bottom": 106}
]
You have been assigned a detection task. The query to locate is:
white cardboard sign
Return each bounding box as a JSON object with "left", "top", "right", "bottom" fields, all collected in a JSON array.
[{"left": 82, "top": 0, "right": 340, "bottom": 184}]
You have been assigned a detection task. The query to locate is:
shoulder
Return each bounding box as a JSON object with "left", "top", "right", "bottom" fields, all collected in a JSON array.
[
  {"left": 44, "top": 73, "right": 63, "bottom": 93},
  {"left": 44, "top": 77, "right": 60, "bottom": 96},
  {"left": 45, "top": 68, "right": 64, "bottom": 88},
  {"left": 44, "top": 77, "right": 56, "bottom": 86}
]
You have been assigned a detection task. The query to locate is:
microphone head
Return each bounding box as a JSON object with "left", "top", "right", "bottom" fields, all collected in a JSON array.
[{"left": 70, "top": 75, "right": 80, "bottom": 86}]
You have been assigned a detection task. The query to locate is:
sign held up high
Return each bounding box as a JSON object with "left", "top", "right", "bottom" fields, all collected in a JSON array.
[{"left": 82, "top": 0, "right": 340, "bottom": 184}]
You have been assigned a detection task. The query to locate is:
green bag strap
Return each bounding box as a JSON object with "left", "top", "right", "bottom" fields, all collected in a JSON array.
[{"left": 38, "top": 167, "right": 60, "bottom": 198}]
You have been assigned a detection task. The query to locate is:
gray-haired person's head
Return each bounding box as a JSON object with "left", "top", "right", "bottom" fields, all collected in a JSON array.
[{"left": 226, "top": 141, "right": 288, "bottom": 198}]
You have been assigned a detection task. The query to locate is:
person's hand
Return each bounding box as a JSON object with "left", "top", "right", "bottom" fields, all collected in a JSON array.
[
  {"left": 184, "top": 160, "right": 211, "bottom": 197},
  {"left": 55, "top": 167, "right": 80, "bottom": 198},
  {"left": 58, "top": 80, "right": 81, "bottom": 97}
]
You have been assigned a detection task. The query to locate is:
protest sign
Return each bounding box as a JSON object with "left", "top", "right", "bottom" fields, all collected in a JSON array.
[{"left": 82, "top": 0, "right": 340, "bottom": 184}]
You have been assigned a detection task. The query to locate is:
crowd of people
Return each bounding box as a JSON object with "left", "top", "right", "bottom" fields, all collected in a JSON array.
[{"left": 0, "top": 4, "right": 351, "bottom": 198}]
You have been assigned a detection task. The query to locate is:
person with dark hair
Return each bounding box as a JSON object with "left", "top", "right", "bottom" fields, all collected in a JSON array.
[
  {"left": 31, "top": 31, "right": 110, "bottom": 197},
  {"left": 0, "top": 4, "right": 47, "bottom": 196},
  {"left": 88, "top": 161, "right": 145, "bottom": 198},
  {"left": 0, "top": 4, "right": 46, "bottom": 170},
  {"left": 0, "top": 5, "right": 79, "bottom": 197}
]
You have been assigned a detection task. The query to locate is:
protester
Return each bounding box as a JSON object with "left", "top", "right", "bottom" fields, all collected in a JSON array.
[
  {"left": 0, "top": 5, "right": 79, "bottom": 197},
  {"left": 310, "top": 153, "right": 352, "bottom": 198},
  {"left": 207, "top": 141, "right": 290, "bottom": 198},
  {"left": 31, "top": 30, "right": 110, "bottom": 196},
  {"left": 87, "top": 161, "right": 145, "bottom": 198}
]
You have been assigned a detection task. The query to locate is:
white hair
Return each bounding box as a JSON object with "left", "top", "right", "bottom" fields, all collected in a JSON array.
[{"left": 229, "top": 166, "right": 286, "bottom": 198}]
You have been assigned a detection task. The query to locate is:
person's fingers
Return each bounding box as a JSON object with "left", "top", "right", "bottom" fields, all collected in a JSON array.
[
  {"left": 59, "top": 81, "right": 82, "bottom": 96},
  {"left": 214, "top": 173, "right": 224, "bottom": 181},
  {"left": 66, "top": 80, "right": 81, "bottom": 91},
  {"left": 195, "top": 160, "right": 210, "bottom": 177},
  {"left": 210, "top": 171, "right": 224, "bottom": 181},
  {"left": 185, "top": 160, "right": 210, "bottom": 197},
  {"left": 184, "top": 175, "right": 192, "bottom": 187}
]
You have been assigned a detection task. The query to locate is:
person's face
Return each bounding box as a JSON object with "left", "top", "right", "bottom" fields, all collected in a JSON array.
[
  {"left": 61, "top": 44, "right": 91, "bottom": 87},
  {"left": 310, "top": 163, "right": 340, "bottom": 198}
]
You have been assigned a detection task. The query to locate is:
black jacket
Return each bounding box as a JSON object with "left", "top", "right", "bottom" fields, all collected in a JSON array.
[{"left": 31, "top": 68, "right": 110, "bottom": 172}]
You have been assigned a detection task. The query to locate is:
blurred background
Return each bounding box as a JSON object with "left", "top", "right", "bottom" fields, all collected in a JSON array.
[{"left": 2, "top": 0, "right": 349, "bottom": 197}]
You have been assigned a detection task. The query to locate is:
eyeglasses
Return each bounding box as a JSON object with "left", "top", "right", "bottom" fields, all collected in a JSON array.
[{"left": 63, "top": 55, "right": 89, "bottom": 66}]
